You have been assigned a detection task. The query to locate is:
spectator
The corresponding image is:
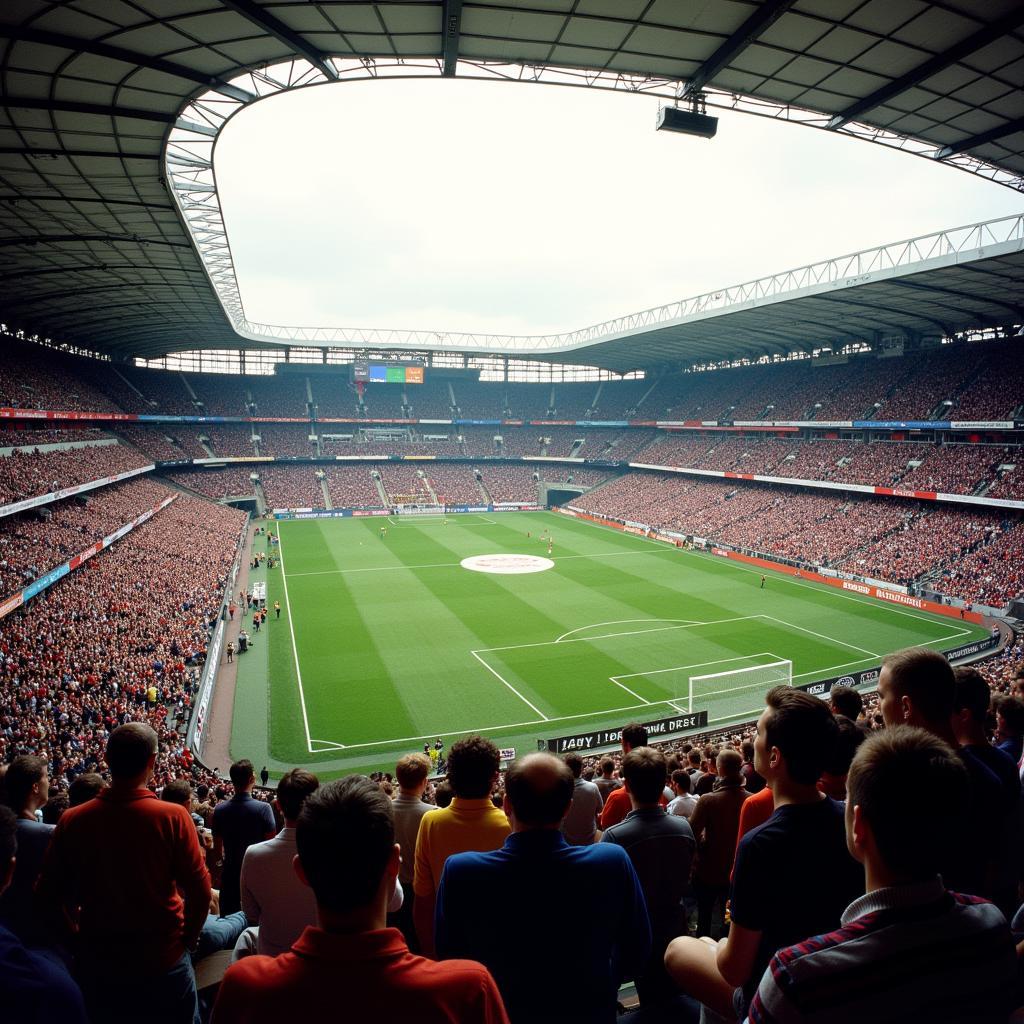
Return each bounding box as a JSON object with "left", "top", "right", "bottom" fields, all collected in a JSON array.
[
  {"left": 667, "top": 769, "right": 698, "bottom": 819},
  {"left": 665, "top": 687, "right": 862, "bottom": 1021},
  {"left": 600, "top": 723, "right": 665, "bottom": 829},
  {"left": 390, "top": 752, "right": 432, "bottom": 950},
  {"left": 436, "top": 753, "right": 651, "bottom": 1024},
  {"left": 212, "top": 777, "right": 509, "bottom": 1024},
  {"left": 993, "top": 694, "right": 1024, "bottom": 763},
  {"left": 829, "top": 683, "right": 863, "bottom": 723},
  {"left": 746, "top": 727, "right": 1016, "bottom": 1023},
  {"left": 595, "top": 756, "right": 621, "bottom": 801},
  {"left": 817, "top": 715, "right": 866, "bottom": 801},
  {"left": 413, "top": 736, "right": 510, "bottom": 957},
  {"left": 36, "top": 722, "right": 211, "bottom": 1024},
  {"left": 68, "top": 773, "right": 106, "bottom": 807},
  {"left": 162, "top": 780, "right": 249, "bottom": 960},
  {"left": 560, "top": 751, "right": 604, "bottom": 846},
  {"left": 879, "top": 647, "right": 1015, "bottom": 903},
  {"left": 237, "top": 768, "right": 323, "bottom": 959},
  {"left": 688, "top": 748, "right": 750, "bottom": 939},
  {"left": 739, "top": 739, "right": 765, "bottom": 794},
  {"left": 0, "top": 754, "right": 54, "bottom": 943},
  {"left": 0, "top": 805, "right": 88, "bottom": 1023},
  {"left": 601, "top": 746, "right": 696, "bottom": 1014},
  {"left": 212, "top": 759, "right": 277, "bottom": 915}
]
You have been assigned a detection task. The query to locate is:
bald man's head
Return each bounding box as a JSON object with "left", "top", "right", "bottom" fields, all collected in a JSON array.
[
  {"left": 106, "top": 722, "right": 158, "bottom": 781},
  {"left": 505, "top": 753, "right": 574, "bottom": 829}
]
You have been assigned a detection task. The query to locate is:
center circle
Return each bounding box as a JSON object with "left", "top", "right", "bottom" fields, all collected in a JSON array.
[{"left": 461, "top": 553, "right": 555, "bottom": 575}]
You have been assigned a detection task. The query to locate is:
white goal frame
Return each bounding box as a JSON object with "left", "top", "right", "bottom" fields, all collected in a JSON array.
[{"left": 687, "top": 658, "right": 793, "bottom": 713}]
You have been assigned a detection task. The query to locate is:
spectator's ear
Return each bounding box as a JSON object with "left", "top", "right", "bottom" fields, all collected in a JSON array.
[
  {"left": 293, "top": 853, "right": 312, "bottom": 890},
  {"left": 847, "top": 803, "right": 871, "bottom": 865}
]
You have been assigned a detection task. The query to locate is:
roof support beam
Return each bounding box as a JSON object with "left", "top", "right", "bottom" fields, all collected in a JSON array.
[
  {"left": 0, "top": 264, "right": 207, "bottom": 283},
  {"left": 683, "top": 0, "right": 796, "bottom": 98},
  {"left": 2, "top": 28, "right": 256, "bottom": 102},
  {"left": 218, "top": 0, "right": 339, "bottom": 81},
  {"left": 0, "top": 147, "right": 160, "bottom": 160},
  {"left": 1, "top": 96, "right": 175, "bottom": 123},
  {"left": 936, "top": 116, "right": 1024, "bottom": 160},
  {"left": 887, "top": 277, "right": 1024, "bottom": 320},
  {"left": 0, "top": 234, "right": 192, "bottom": 249},
  {"left": 828, "top": 9, "right": 1024, "bottom": 130},
  {"left": 442, "top": 0, "right": 464, "bottom": 77}
]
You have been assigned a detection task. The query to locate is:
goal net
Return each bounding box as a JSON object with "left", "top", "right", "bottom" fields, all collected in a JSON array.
[{"left": 684, "top": 659, "right": 793, "bottom": 722}]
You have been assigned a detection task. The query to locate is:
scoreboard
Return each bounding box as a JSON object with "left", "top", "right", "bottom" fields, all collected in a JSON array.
[{"left": 353, "top": 359, "right": 424, "bottom": 384}]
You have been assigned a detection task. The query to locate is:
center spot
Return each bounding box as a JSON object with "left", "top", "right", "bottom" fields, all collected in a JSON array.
[{"left": 461, "top": 554, "right": 555, "bottom": 575}]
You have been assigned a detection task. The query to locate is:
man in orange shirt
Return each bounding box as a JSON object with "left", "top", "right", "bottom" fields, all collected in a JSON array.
[
  {"left": 599, "top": 723, "right": 666, "bottom": 829},
  {"left": 36, "top": 722, "right": 211, "bottom": 1024}
]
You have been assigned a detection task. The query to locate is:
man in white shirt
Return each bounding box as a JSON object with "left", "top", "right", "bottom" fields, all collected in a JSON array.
[
  {"left": 239, "top": 769, "right": 404, "bottom": 958},
  {"left": 667, "top": 770, "right": 698, "bottom": 819},
  {"left": 238, "top": 769, "right": 321, "bottom": 958}
]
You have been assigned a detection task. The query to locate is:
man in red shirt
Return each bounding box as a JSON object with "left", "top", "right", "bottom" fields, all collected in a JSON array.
[
  {"left": 599, "top": 722, "right": 666, "bottom": 829},
  {"left": 36, "top": 722, "right": 211, "bottom": 1024},
  {"left": 213, "top": 776, "right": 509, "bottom": 1024}
]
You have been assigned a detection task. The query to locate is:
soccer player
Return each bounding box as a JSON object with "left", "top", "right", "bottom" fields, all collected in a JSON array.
[
  {"left": 274, "top": 600, "right": 281, "bottom": 620},
  {"left": 760, "top": 575, "right": 766, "bottom": 589}
]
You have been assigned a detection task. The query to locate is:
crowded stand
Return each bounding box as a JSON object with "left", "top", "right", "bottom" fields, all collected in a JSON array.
[
  {"left": 310, "top": 373, "right": 359, "bottom": 418},
  {"left": 450, "top": 379, "right": 507, "bottom": 419},
  {"left": 112, "top": 365, "right": 199, "bottom": 415},
  {"left": 254, "top": 423, "right": 318, "bottom": 459},
  {"left": 359, "top": 385, "right": 408, "bottom": 418},
  {"left": 504, "top": 383, "right": 551, "bottom": 419},
  {"left": 114, "top": 425, "right": 206, "bottom": 462},
  {"left": 952, "top": 342, "right": 1024, "bottom": 420},
  {"left": 186, "top": 374, "right": 252, "bottom": 418},
  {"left": 495, "top": 431, "right": 545, "bottom": 458},
  {"left": 476, "top": 464, "right": 541, "bottom": 504},
  {"left": 165, "top": 468, "right": 257, "bottom": 501},
  {"left": 0, "top": 477, "right": 174, "bottom": 597},
  {"left": 406, "top": 379, "right": 455, "bottom": 418},
  {"left": 322, "top": 465, "right": 385, "bottom": 508},
  {"left": 990, "top": 464, "right": 1024, "bottom": 500},
  {"left": 0, "top": 489, "right": 245, "bottom": 783},
  {"left": 0, "top": 443, "right": 151, "bottom": 508},
  {"left": 937, "top": 524, "right": 1024, "bottom": 609},
  {"left": 377, "top": 465, "right": 435, "bottom": 504},
  {"left": 423, "top": 464, "right": 487, "bottom": 505},
  {"left": 878, "top": 345, "right": 985, "bottom": 421},
  {"left": 551, "top": 381, "right": 601, "bottom": 419},
  {"left": 899, "top": 443, "right": 1010, "bottom": 495},
  {"left": 202, "top": 426, "right": 257, "bottom": 459},
  {"left": 248, "top": 375, "right": 308, "bottom": 418},
  {"left": 0, "top": 428, "right": 109, "bottom": 449},
  {"left": 0, "top": 343, "right": 118, "bottom": 413},
  {"left": 257, "top": 467, "right": 325, "bottom": 510},
  {"left": 575, "top": 471, "right": 1024, "bottom": 606}
]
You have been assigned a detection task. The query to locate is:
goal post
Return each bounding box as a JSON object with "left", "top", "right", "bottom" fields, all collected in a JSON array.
[{"left": 685, "top": 659, "right": 793, "bottom": 720}]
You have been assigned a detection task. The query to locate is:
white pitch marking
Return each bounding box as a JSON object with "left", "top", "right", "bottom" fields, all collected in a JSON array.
[
  {"left": 470, "top": 649, "right": 550, "bottom": 721},
  {"left": 277, "top": 525, "right": 320, "bottom": 753},
  {"left": 555, "top": 618, "right": 700, "bottom": 643},
  {"left": 758, "top": 614, "right": 880, "bottom": 659}
]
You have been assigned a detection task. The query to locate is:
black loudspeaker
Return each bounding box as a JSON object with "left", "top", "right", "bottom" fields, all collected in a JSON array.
[{"left": 656, "top": 106, "right": 718, "bottom": 139}]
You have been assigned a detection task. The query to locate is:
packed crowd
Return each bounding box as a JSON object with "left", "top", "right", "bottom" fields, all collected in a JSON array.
[
  {"left": 0, "top": 490, "right": 246, "bottom": 786},
  {"left": 0, "top": 443, "right": 151, "bottom": 508},
  {"left": 257, "top": 468, "right": 325, "bottom": 510},
  {"left": 253, "top": 424, "right": 318, "bottom": 459},
  {"left": 4, "top": 638, "right": 1023, "bottom": 1024},
  {"left": 3, "top": 337, "right": 1021, "bottom": 427},
  {"left": 322, "top": 466, "right": 385, "bottom": 509},
  {"left": 0, "top": 428, "right": 109, "bottom": 449},
  {"left": 575, "top": 472, "right": 1024, "bottom": 606},
  {"left": 0, "top": 477, "right": 174, "bottom": 597},
  {"left": 114, "top": 426, "right": 203, "bottom": 462},
  {"left": 166, "top": 468, "right": 257, "bottom": 501}
]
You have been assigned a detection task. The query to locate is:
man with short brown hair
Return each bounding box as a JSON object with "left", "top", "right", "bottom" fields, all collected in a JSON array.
[
  {"left": 392, "top": 752, "right": 432, "bottom": 949},
  {"left": 36, "top": 722, "right": 211, "bottom": 1024}
]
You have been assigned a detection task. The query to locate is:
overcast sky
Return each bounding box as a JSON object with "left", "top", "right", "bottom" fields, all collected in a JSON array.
[{"left": 215, "top": 78, "right": 1023, "bottom": 339}]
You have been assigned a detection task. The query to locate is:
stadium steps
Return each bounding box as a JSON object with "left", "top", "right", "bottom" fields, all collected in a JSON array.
[{"left": 372, "top": 471, "right": 391, "bottom": 507}]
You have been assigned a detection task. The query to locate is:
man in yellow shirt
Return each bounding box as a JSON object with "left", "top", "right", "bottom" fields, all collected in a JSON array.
[{"left": 413, "top": 736, "right": 509, "bottom": 957}]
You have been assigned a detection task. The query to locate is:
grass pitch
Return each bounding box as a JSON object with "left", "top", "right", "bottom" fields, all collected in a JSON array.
[{"left": 230, "top": 511, "right": 987, "bottom": 777}]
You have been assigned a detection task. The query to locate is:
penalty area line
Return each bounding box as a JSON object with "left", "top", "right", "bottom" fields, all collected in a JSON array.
[{"left": 470, "top": 650, "right": 550, "bottom": 721}]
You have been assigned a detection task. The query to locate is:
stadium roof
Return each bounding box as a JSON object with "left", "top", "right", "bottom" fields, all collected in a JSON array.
[{"left": 2, "top": 1, "right": 1024, "bottom": 369}]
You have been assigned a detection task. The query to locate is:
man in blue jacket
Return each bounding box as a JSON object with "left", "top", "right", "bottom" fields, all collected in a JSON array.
[{"left": 435, "top": 751, "right": 651, "bottom": 1024}]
